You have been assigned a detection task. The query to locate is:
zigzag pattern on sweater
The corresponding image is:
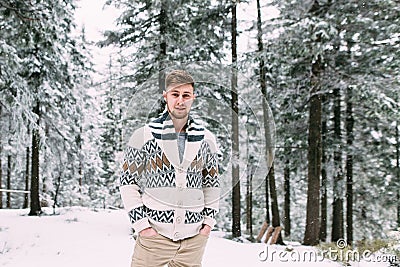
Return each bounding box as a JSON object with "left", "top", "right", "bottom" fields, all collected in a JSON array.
[
  {"left": 120, "top": 147, "right": 145, "bottom": 186},
  {"left": 146, "top": 171, "right": 176, "bottom": 188},
  {"left": 120, "top": 171, "right": 139, "bottom": 186},
  {"left": 129, "top": 206, "right": 206, "bottom": 225},
  {"left": 139, "top": 139, "right": 177, "bottom": 187},
  {"left": 201, "top": 207, "right": 218, "bottom": 218},
  {"left": 206, "top": 153, "right": 218, "bottom": 168},
  {"left": 145, "top": 142, "right": 175, "bottom": 174},
  {"left": 146, "top": 208, "right": 174, "bottom": 223},
  {"left": 186, "top": 157, "right": 204, "bottom": 173},
  {"left": 187, "top": 153, "right": 205, "bottom": 173},
  {"left": 202, "top": 153, "right": 219, "bottom": 188},
  {"left": 142, "top": 139, "right": 160, "bottom": 154},
  {"left": 186, "top": 173, "right": 202, "bottom": 188},
  {"left": 128, "top": 206, "right": 146, "bottom": 223},
  {"left": 185, "top": 211, "right": 204, "bottom": 224}
]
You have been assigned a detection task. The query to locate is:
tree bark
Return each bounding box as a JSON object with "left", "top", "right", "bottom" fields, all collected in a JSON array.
[
  {"left": 246, "top": 118, "right": 254, "bottom": 240},
  {"left": 320, "top": 100, "right": 328, "bottom": 242},
  {"left": 53, "top": 173, "right": 61, "bottom": 215},
  {"left": 0, "top": 105, "right": 2, "bottom": 209},
  {"left": 269, "top": 165, "right": 284, "bottom": 244},
  {"left": 303, "top": 54, "right": 322, "bottom": 246},
  {"left": 396, "top": 121, "right": 400, "bottom": 228},
  {"left": 345, "top": 86, "right": 354, "bottom": 245},
  {"left": 23, "top": 119, "right": 31, "bottom": 209},
  {"left": 78, "top": 125, "right": 83, "bottom": 205},
  {"left": 231, "top": 0, "right": 241, "bottom": 238},
  {"left": 246, "top": 164, "right": 253, "bottom": 240},
  {"left": 265, "top": 175, "right": 270, "bottom": 224},
  {"left": 6, "top": 116, "right": 12, "bottom": 208},
  {"left": 6, "top": 154, "right": 11, "bottom": 208},
  {"left": 157, "top": 0, "right": 167, "bottom": 114},
  {"left": 23, "top": 144, "right": 30, "bottom": 209},
  {"left": 256, "top": 0, "right": 273, "bottom": 226},
  {"left": 29, "top": 99, "right": 42, "bottom": 216},
  {"left": 284, "top": 158, "right": 291, "bottom": 237},
  {"left": 332, "top": 87, "right": 344, "bottom": 242}
]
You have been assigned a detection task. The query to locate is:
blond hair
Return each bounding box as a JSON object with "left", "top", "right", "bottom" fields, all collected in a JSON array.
[{"left": 165, "top": 70, "right": 194, "bottom": 90}]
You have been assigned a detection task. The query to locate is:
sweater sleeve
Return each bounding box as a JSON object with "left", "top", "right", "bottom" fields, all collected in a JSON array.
[
  {"left": 201, "top": 130, "right": 221, "bottom": 229},
  {"left": 119, "top": 129, "right": 150, "bottom": 233}
]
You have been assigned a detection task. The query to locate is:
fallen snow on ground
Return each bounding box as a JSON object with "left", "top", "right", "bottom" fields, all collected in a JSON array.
[{"left": 0, "top": 207, "right": 393, "bottom": 267}]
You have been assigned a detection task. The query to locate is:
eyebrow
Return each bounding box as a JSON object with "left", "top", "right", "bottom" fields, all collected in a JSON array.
[{"left": 168, "top": 89, "right": 193, "bottom": 94}]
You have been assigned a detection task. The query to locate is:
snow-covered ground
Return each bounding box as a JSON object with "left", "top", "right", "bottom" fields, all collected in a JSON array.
[{"left": 0, "top": 207, "right": 394, "bottom": 267}]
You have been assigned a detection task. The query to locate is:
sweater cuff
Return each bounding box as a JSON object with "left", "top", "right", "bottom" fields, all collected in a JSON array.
[
  {"left": 203, "top": 217, "right": 216, "bottom": 229},
  {"left": 132, "top": 218, "right": 151, "bottom": 234}
]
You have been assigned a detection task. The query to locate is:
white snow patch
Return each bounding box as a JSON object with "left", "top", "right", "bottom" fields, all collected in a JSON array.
[{"left": 0, "top": 208, "right": 396, "bottom": 267}]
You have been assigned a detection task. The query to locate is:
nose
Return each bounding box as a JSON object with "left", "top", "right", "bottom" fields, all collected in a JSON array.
[{"left": 177, "top": 95, "right": 184, "bottom": 104}]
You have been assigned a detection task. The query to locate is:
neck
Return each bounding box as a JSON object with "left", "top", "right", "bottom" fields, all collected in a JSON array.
[{"left": 171, "top": 116, "right": 188, "bottom": 133}]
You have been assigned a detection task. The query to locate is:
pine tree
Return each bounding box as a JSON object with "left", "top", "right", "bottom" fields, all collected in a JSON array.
[
  {"left": 1, "top": 0, "right": 96, "bottom": 212},
  {"left": 101, "top": 0, "right": 229, "bottom": 118}
]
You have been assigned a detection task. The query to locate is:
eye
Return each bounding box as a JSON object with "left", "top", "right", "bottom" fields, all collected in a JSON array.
[
  {"left": 171, "top": 93, "right": 180, "bottom": 97},
  {"left": 182, "top": 94, "right": 192, "bottom": 98}
]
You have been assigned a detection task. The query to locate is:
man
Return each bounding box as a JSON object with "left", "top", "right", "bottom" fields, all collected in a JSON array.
[{"left": 119, "top": 70, "right": 220, "bottom": 267}]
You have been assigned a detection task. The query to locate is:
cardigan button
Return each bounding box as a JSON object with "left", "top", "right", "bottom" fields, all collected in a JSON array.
[
  {"left": 177, "top": 200, "right": 183, "bottom": 207},
  {"left": 176, "top": 216, "right": 182, "bottom": 224},
  {"left": 177, "top": 165, "right": 185, "bottom": 173},
  {"left": 174, "top": 232, "right": 180, "bottom": 239}
]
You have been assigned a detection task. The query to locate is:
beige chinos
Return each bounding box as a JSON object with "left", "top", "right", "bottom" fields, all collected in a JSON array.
[{"left": 131, "top": 233, "right": 209, "bottom": 267}]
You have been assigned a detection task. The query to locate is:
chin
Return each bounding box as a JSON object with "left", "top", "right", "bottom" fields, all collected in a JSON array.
[
  {"left": 172, "top": 114, "right": 188, "bottom": 120},
  {"left": 171, "top": 111, "right": 188, "bottom": 120}
]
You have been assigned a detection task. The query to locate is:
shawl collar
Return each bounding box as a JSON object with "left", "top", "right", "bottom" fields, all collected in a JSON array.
[{"left": 148, "top": 111, "right": 205, "bottom": 171}]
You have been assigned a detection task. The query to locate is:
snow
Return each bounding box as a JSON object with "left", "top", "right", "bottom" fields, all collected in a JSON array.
[{"left": 0, "top": 208, "right": 394, "bottom": 267}]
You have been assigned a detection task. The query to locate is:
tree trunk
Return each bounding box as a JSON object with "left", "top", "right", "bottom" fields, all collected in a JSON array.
[
  {"left": 265, "top": 175, "right": 270, "bottom": 224},
  {"left": 284, "top": 158, "right": 291, "bottom": 238},
  {"left": 0, "top": 105, "right": 2, "bottom": 209},
  {"left": 269, "top": 165, "right": 284, "bottom": 244},
  {"left": 6, "top": 154, "right": 11, "bottom": 208},
  {"left": 332, "top": 87, "right": 344, "bottom": 242},
  {"left": 396, "top": 121, "right": 400, "bottom": 228},
  {"left": 6, "top": 115, "right": 11, "bottom": 208},
  {"left": 0, "top": 158, "right": 2, "bottom": 209},
  {"left": 256, "top": 0, "right": 273, "bottom": 226},
  {"left": 246, "top": 122, "right": 254, "bottom": 240},
  {"left": 246, "top": 164, "right": 253, "bottom": 240},
  {"left": 157, "top": 0, "right": 167, "bottom": 114},
  {"left": 29, "top": 100, "right": 42, "bottom": 216},
  {"left": 303, "top": 54, "right": 322, "bottom": 246},
  {"left": 78, "top": 125, "right": 83, "bottom": 205},
  {"left": 53, "top": 173, "right": 61, "bottom": 215},
  {"left": 23, "top": 120, "right": 31, "bottom": 209},
  {"left": 320, "top": 102, "right": 328, "bottom": 242},
  {"left": 231, "top": 0, "right": 241, "bottom": 238},
  {"left": 23, "top": 144, "right": 30, "bottom": 209},
  {"left": 345, "top": 86, "right": 354, "bottom": 245}
]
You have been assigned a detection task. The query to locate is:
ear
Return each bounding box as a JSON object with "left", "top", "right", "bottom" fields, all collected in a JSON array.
[{"left": 162, "top": 91, "right": 167, "bottom": 100}]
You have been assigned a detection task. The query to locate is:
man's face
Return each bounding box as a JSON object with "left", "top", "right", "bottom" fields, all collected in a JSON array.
[{"left": 163, "top": 83, "right": 195, "bottom": 120}]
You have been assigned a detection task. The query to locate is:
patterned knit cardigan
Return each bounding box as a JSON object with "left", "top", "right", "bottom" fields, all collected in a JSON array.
[{"left": 119, "top": 111, "right": 220, "bottom": 241}]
